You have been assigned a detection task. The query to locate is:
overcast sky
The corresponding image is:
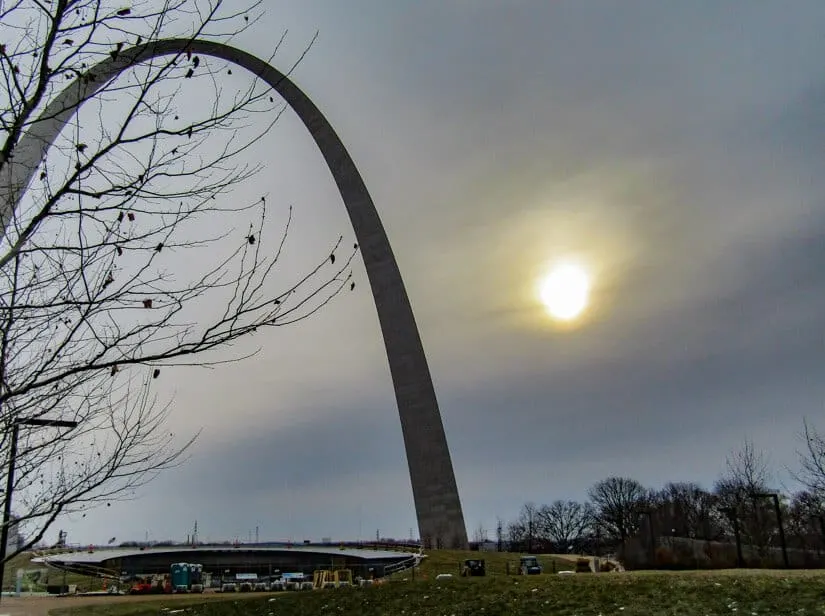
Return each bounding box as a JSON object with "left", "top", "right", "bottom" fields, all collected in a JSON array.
[{"left": 56, "top": 0, "right": 825, "bottom": 546}]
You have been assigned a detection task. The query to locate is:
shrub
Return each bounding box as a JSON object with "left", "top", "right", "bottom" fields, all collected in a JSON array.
[
  {"left": 670, "top": 540, "right": 699, "bottom": 569},
  {"left": 654, "top": 546, "right": 675, "bottom": 568}
]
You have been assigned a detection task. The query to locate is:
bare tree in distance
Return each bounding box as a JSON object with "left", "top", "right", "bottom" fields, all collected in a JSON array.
[
  {"left": 522, "top": 501, "right": 538, "bottom": 552},
  {"left": 716, "top": 439, "right": 773, "bottom": 495},
  {"left": 652, "top": 482, "right": 715, "bottom": 539},
  {"left": 0, "top": 0, "right": 356, "bottom": 561},
  {"left": 588, "top": 477, "right": 649, "bottom": 547},
  {"left": 471, "top": 523, "right": 488, "bottom": 545},
  {"left": 794, "top": 419, "right": 825, "bottom": 497},
  {"left": 536, "top": 500, "right": 593, "bottom": 554},
  {"left": 786, "top": 490, "right": 824, "bottom": 552},
  {"left": 505, "top": 503, "right": 539, "bottom": 552},
  {"left": 714, "top": 439, "right": 775, "bottom": 551},
  {"left": 506, "top": 518, "right": 527, "bottom": 551}
]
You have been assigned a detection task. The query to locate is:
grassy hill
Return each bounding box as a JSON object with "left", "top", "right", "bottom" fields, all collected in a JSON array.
[
  {"left": 397, "top": 549, "right": 574, "bottom": 578},
  {"left": 2, "top": 551, "right": 106, "bottom": 593},
  {"left": 50, "top": 568, "right": 825, "bottom": 616}
]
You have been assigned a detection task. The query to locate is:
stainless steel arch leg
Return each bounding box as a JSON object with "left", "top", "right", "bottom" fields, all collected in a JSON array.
[{"left": 0, "top": 38, "right": 467, "bottom": 549}]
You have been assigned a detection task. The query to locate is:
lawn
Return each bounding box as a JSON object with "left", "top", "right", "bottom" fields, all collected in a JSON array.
[
  {"left": 49, "top": 568, "right": 825, "bottom": 616},
  {"left": 394, "top": 549, "right": 574, "bottom": 578}
]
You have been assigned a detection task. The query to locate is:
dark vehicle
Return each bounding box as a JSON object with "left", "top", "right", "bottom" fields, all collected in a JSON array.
[
  {"left": 461, "top": 559, "right": 486, "bottom": 577},
  {"left": 519, "top": 556, "right": 542, "bottom": 575}
]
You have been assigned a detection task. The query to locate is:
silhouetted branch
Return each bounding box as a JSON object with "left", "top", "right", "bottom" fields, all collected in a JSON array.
[{"left": 0, "top": 0, "right": 356, "bottom": 562}]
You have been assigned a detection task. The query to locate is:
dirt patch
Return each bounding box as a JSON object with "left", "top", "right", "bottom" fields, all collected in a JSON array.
[{"left": 0, "top": 592, "right": 240, "bottom": 616}]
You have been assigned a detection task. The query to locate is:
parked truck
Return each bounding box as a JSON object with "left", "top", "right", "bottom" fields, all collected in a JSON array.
[{"left": 519, "top": 556, "right": 542, "bottom": 575}]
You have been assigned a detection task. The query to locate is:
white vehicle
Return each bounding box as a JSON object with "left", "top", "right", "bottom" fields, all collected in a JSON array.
[
  {"left": 282, "top": 573, "right": 305, "bottom": 591},
  {"left": 220, "top": 582, "right": 237, "bottom": 593}
]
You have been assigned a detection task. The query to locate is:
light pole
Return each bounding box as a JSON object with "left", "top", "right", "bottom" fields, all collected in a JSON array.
[
  {"left": 0, "top": 418, "right": 78, "bottom": 600},
  {"left": 750, "top": 492, "right": 789, "bottom": 568},
  {"left": 720, "top": 506, "right": 744, "bottom": 568},
  {"left": 639, "top": 510, "right": 656, "bottom": 566},
  {"left": 819, "top": 515, "right": 825, "bottom": 547}
]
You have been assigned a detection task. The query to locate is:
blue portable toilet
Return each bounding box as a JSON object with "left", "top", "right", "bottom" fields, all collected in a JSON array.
[{"left": 170, "top": 563, "right": 190, "bottom": 592}]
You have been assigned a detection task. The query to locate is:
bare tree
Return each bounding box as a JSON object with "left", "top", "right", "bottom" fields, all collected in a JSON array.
[
  {"left": 521, "top": 502, "right": 538, "bottom": 552},
  {"left": 795, "top": 418, "right": 825, "bottom": 497},
  {"left": 0, "top": 1, "right": 356, "bottom": 561},
  {"left": 786, "top": 490, "right": 824, "bottom": 552},
  {"left": 506, "top": 519, "right": 527, "bottom": 551},
  {"left": 716, "top": 439, "right": 772, "bottom": 495},
  {"left": 714, "top": 439, "right": 775, "bottom": 551},
  {"left": 505, "top": 503, "right": 539, "bottom": 552},
  {"left": 536, "top": 500, "right": 593, "bottom": 553},
  {"left": 588, "top": 477, "right": 649, "bottom": 546},
  {"left": 652, "top": 482, "right": 715, "bottom": 539},
  {"left": 471, "top": 523, "right": 488, "bottom": 545}
]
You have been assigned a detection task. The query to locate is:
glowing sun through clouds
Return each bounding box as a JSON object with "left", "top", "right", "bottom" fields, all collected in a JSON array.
[{"left": 538, "top": 262, "right": 591, "bottom": 322}]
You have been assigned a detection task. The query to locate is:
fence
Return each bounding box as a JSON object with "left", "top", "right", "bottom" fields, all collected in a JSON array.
[{"left": 621, "top": 535, "right": 825, "bottom": 570}]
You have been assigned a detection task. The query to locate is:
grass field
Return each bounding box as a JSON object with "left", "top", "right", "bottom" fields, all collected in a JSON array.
[
  {"left": 392, "top": 549, "right": 576, "bottom": 578},
  {"left": 47, "top": 564, "right": 825, "bottom": 616}
]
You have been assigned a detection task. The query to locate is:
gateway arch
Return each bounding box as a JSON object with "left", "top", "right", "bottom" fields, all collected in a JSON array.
[{"left": 0, "top": 39, "right": 467, "bottom": 549}]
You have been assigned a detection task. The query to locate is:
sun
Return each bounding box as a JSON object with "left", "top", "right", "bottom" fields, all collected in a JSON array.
[{"left": 538, "top": 262, "right": 591, "bottom": 321}]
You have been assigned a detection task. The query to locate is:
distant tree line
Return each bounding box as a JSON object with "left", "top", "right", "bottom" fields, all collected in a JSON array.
[{"left": 487, "top": 419, "right": 825, "bottom": 569}]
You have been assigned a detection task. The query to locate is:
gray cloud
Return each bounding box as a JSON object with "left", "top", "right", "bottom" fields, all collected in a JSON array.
[{"left": 54, "top": 0, "right": 825, "bottom": 545}]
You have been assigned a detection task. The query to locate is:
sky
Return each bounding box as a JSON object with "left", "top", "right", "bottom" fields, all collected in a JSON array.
[{"left": 53, "top": 0, "right": 825, "bottom": 546}]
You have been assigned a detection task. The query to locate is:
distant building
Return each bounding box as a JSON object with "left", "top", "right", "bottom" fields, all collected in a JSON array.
[{"left": 34, "top": 545, "right": 419, "bottom": 581}]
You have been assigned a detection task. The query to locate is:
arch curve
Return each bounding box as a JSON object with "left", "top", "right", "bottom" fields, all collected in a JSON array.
[{"left": 0, "top": 39, "right": 467, "bottom": 548}]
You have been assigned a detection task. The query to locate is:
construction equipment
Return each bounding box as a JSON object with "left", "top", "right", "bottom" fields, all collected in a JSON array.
[
  {"left": 518, "top": 555, "right": 542, "bottom": 575},
  {"left": 313, "top": 569, "right": 353, "bottom": 589},
  {"left": 128, "top": 577, "right": 153, "bottom": 595},
  {"left": 461, "top": 559, "right": 486, "bottom": 577},
  {"left": 313, "top": 570, "right": 332, "bottom": 589},
  {"left": 333, "top": 569, "right": 353, "bottom": 587}
]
